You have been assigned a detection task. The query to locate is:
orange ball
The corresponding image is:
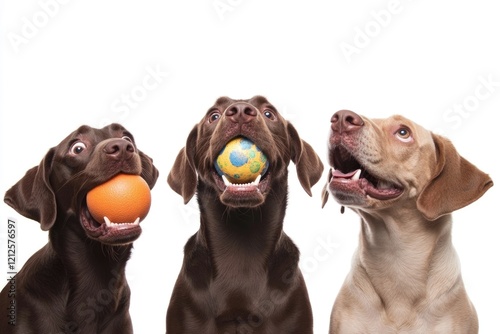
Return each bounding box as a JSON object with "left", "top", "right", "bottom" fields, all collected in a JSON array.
[{"left": 86, "top": 174, "right": 151, "bottom": 224}]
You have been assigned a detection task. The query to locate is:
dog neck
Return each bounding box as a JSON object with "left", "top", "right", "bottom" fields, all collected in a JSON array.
[
  {"left": 354, "top": 206, "right": 463, "bottom": 321},
  {"left": 196, "top": 181, "right": 287, "bottom": 267},
  {"left": 47, "top": 216, "right": 132, "bottom": 328}
]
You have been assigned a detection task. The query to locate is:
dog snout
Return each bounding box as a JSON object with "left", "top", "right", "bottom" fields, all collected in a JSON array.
[
  {"left": 103, "top": 138, "right": 135, "bottom": 161},
  {"left": 225, "top": 102, "right": 258, "bottom": 124},
  {"left": 331, "top": 110, "right": 364, "bottom": 133}
]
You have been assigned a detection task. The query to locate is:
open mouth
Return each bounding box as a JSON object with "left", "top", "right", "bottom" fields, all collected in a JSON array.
[
  {"left": 80, "top": 200, "right": 142, "bottom": 245},
  {"left": 213, "top": 168, "right": 271, "bottom": 192},
  {"left": 212, "top": 137, "right": 272, "bottom": 208},
  {"left": 328, "top": 145, "right": 403, "bottom": 202},
  {"left": 213, "top": 167, "right": 271, "bottom": 208}
]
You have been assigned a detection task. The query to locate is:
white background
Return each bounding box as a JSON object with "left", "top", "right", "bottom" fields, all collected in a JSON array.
[{"left": 1, "top": 0, "right": 499, "bottom": 333}]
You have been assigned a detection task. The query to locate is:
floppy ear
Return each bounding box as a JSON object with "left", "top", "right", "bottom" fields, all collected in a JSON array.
[
  {"left": 417, "top": 133, "right": 493, "bottom": 220},
  {"left": 167, "top": 126, "right": 198, "bottom": 204},
  {"left": 139, "top": 151, "right": 159, "bottom": 190},
  {"left": 288, "top": 123, "right": 324, "bottom": 196},
  {"left": 321, "top": 169, "right": 332, "bottom": 208},
  {"left": 4, "top": 148, "right": 57, "bottom": 231}
]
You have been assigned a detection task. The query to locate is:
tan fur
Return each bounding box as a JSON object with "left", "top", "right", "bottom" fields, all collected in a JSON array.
[{"left": 323, "top": 113, "right": 493, "bottom": 333}]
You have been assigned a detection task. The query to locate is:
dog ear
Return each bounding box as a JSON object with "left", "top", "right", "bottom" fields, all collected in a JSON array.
[
  {"left": 288, "top": 123, "right": 324, "bottom": 196},
  {"left": 321, "top": 169, "right": 332, "bottom": 208},
  {"left": 4, "top": 148, "right": 57, "bottom": 231},
  {"left": 167, "top": 125, "right": 198, "bottom": 204},
  {"left": 139, "top": 151, "right": 159, "bottom": 190},
  {"left": 417, "top": 133, "right": 493, "bottom": 220}
]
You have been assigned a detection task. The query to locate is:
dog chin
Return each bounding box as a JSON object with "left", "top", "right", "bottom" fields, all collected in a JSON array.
[
  {"left": 212, "top": 170, "right": 271, "bottom": 208},
  {"left": 220, "top": 187, "right": 265, "bottom": 208}
]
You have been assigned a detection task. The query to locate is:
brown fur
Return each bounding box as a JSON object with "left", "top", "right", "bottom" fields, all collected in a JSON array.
[
  {"left": 166, "top": 96, "right": 323, "bottom": 333},
  {"left": 0, "top": 124, "right": 158, "bottom": 334}
]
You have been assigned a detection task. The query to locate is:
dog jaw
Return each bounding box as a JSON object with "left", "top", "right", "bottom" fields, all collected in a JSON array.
[
  {"left": 326, "top": 144, "right": 404, "bottom": 207},
  {"left": 212, "top": 169, "right": 272, "bottom": 208},
  {"left": 80, "top": 200, "right": 142, "bottom": 245}
]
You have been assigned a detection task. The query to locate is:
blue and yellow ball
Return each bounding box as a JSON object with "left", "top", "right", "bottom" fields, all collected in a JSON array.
[{"left": 215, "top": 137, "right": 269, "bottom": 184}]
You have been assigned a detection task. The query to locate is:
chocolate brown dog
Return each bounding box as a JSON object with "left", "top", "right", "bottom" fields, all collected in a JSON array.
[
  {"left": 0, "top": 124, "right": 158, "bottom": 334},
  {"left": 166, "top": 96, "right": 323, "bottom": 333}
]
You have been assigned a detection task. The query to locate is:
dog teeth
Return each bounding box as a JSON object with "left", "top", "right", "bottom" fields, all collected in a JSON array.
[
  {"left": 332, "top": 168, "right": 362, "bottom": 181},
  {"left": 222, "top": 175, "right": 231, "bottom": 186},
  {"left": 104, "top": 216, "right": 140, "bottom": 227},
  {"left": 352, "top": 169, "right": 362, "bottom": 181},
  {"left": 221, "top": 174, "right": 261, "bottom": 187},
  {"left": 252, "top": 174, "right": 262, "bottom": 186}
]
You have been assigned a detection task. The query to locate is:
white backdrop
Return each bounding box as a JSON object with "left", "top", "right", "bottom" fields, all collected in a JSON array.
[{"left": 1, "top": 0, "right": 499, "bottom": 333}]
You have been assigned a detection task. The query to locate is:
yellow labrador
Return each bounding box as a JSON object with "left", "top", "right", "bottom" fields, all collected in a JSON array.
[{"left": 322, "top": 110, "right": 493, "bottom": 334}]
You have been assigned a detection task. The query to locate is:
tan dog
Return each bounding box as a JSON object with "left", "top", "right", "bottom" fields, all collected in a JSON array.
[{"left": 322, "top": 110, "right": 493, "bottom": 334}]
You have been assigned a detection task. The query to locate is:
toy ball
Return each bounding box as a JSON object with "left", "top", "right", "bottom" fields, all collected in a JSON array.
[
  {"left": 214, "top": 137, "right": 269, "bottom": 184},
  {"left": 86, "top": 174, "right": 152, "bottom": 224}
]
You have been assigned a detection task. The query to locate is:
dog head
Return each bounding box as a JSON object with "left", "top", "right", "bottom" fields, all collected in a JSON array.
[
  {"left": 168, "top": 95, "right": 324, "bottom": 208},
  {"left": 322, "top": 110, "right": 493, "bottom": 220},
  {"left": 4, "top": 124, "right": 159, "bottom": 245}
]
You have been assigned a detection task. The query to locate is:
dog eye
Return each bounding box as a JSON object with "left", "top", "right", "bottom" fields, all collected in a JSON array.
[
  {"left": 122, "top": 136, "right": 133, "bottom": 142},
  {"left": 70, "top": 141, "right": 87, "bottom": 155},
  {"left": 395, "top": 127, "right": 413, "bottom": 142},
  {"left": 208, "top": 111, "right": 221, "bottom": 123},
  {"left": 263, "top": 110, "right": 275, "bottom": 120}
]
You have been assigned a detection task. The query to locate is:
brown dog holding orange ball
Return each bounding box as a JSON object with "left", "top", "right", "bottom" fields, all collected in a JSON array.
[{"left": 0, "top": 124, "right": 158, "bottom": 334}]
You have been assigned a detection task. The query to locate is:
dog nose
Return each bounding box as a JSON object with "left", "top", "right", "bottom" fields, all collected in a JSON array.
[
  {"left": 225, "top": 103, "right": 257, "bottom": 124},
  {"left": 103, "top": 139, "right": 135, "bottom": 161},
  {"left": 331, "top": 110, "right": 364, "bottom": 133}
]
